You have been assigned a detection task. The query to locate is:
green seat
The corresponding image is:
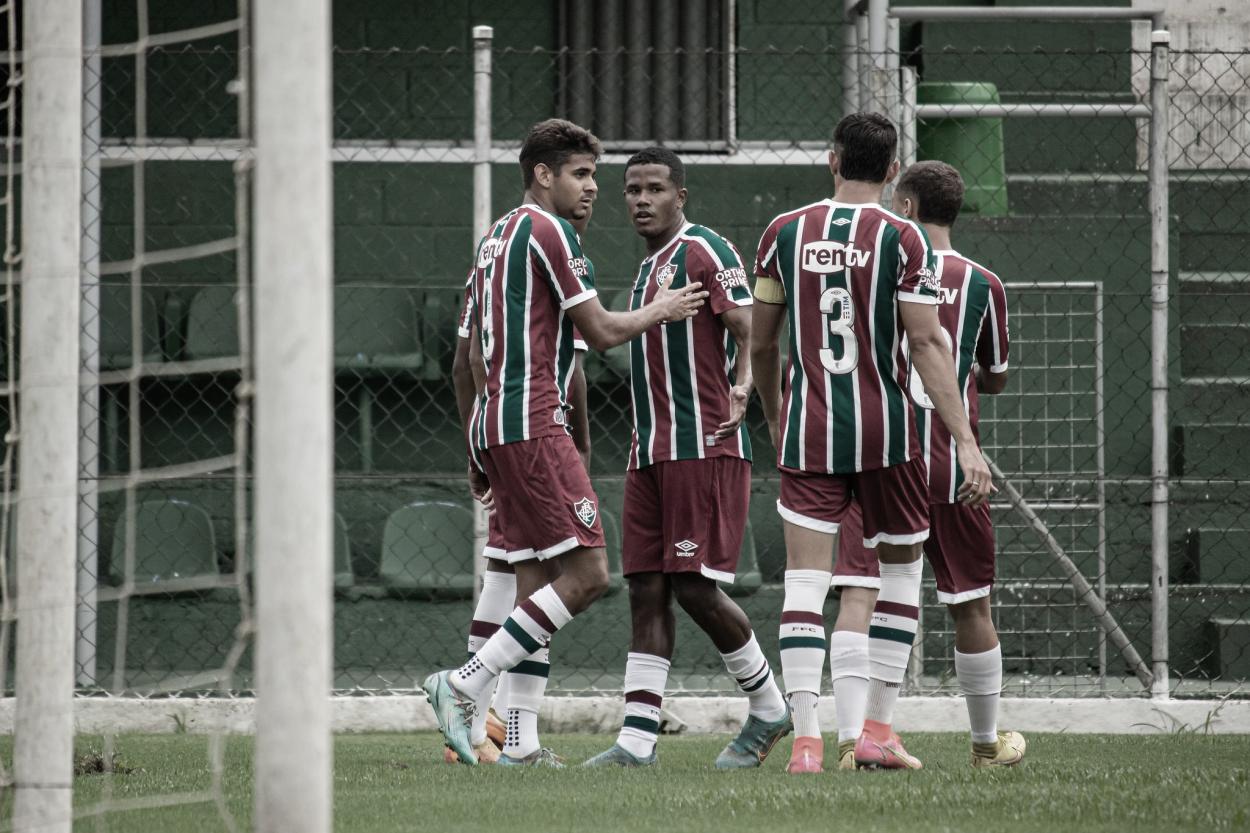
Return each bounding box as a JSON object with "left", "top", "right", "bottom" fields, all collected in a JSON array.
[
  {"left": 109, "top": 498, "right": 218, "bottom": 587},
  {"left": 99, "top": 284, "right": 163, "bottom": 369},
  {"left": 601, "top": 509, "right": 624, "bottom": 595},
  {"left": 379, "top": 500, "right": 474, "bottom": 598},
  {"left": 723, "top": 519, "right": 762, "bottom": 597},
  {"left": 916, "top": 81, "right": 1009, "bottom": 216},
  {"left": 333, "top": 513, "right": 354, "bottom": 589},
  {"left": 420, "top": 290, "right": 458, "bottom": 381},
  {"left": 185, "top": 286, "right": 241, "bottom": 360},
  {"left": 335, "top": 284, "right": 422, "bottom": 371}
]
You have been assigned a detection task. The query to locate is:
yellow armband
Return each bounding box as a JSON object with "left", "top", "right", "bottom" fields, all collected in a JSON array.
[{"left": 753, "top": 275, "right": 786, "bottom": 305}]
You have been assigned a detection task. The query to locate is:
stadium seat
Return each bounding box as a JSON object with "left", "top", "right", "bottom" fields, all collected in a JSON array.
[
  {"left": 98, "top": 284, "right": 163, "bottom": 369},
  {"left": 723, "top": 519, "right": 762, "bottom": 597},
  {"left": 108, "top": 498, "right": 218, "bottom": 588},
  {"left": 378, "top": 500, "right": 474, "bottom": 598},
  {"left": 420, "top": 290, "right": 457, "bottom": 381},
  {"left": 185, "top": 285, "right": 241, "bottom": 361},
  {"left": 333, "top": 512, "right": 354, "bottom": 589},
  {"left": 601, "top": 509, "right": 624, "bottom": 595},
  {"left": 334, "top": 284, "right": 423, "bottom": 371}
]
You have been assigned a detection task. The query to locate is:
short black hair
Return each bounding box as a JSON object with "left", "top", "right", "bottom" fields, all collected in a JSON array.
[
  {"left": 519, "top": 118, "right": 602, "bottom": 189},
  {"left": 897, "top": 161, "right": 965, "bottom": 227},
  {"left": 623, "top": 146, "right": 686, "bottom": 188},
  {"left": 833, "top": 112, "right": 898, "bottom": 183}
]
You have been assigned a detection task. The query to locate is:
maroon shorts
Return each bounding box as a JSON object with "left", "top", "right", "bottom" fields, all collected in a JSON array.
[
  {"left": 924, "top": 501, "right": 996, "bottom": 604},
  {"left": 621, "top": 457, "right": 750, "bottom": 584},
  {"left": 831, "top": 499, "right": 880, "bottom": 589},
  {"left": 777, "top": 456, "right": 930, "bottom": 549},
  {"left": 481, "top": 434, "right": 605, "bottom": 561},
  {"left": 482, "top": 509, "right": 531, "bottom": 564}
]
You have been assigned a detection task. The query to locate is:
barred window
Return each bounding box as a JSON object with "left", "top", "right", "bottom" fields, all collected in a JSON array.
[{"left": 556, "top": 0, "right": 732, "bottom": 149}]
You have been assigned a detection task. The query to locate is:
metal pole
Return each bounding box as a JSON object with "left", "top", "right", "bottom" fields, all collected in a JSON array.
[
  {"left": 254, "top": 0, "right": 333, "bottom": 829},
  {"left": 1095, "top": 284, "right": 1107, "bottom": 692},
  {"left": 14, "top": 0, "right": 83, "bottom": 829},
  {"left": 868, "top": 0, "right": 888, "bottom": 67},
  {"left": 890, "top": 6, "right": 1164, "bottom": 22},
  {"left": 471, "top": 25, "right": 493, "bottom": 607},
  {"left": 77, "top": 0, "right": 103, "bottom": 691},
  {"left": 900, "top": 65, "right": 918, "bottom": 166},
  {"left": 855, "top": 13, "right": 869, "bottom": 116},
  {"left": 1148, "top": 27, "right": 1170, "bottom": 701},
  {"left": 842, "top": 0, "right": 860, "bottom": 115}
]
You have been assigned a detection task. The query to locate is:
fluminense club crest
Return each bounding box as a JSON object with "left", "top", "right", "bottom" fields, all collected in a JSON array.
[
  {"left": 656, "top": 264, "right": 678, "bottom": 287},
  {"left": 573, "top": 497, "right": 597, "bottom": 528}
]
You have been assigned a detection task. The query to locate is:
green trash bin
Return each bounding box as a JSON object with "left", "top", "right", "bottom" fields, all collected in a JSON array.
[{"left": 916, "top": 81, "right": 1008, "bottom": 217}]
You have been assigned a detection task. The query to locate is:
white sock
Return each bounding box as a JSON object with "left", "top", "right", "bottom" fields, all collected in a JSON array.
[
  {"left": 865, "top": 559, "right": 922, "bottom": 728},
  {"left": 721, "top": 633, "right": 788, "bottom": 723},
  {"left": 829, "top": 629, "right": 870, "bottom": 743},
  {"left": 452, "top": 583, "right": 572, "bottom": 701},
  {"left": 501, "top": 647, "right": 550, "bottom": 758},
  {"left": 467, "top": 571, "right": 515, "bottom": 744},
  {"left": 956, "top": 644, "right": 1002, "bottom": 744},
  {"left": 617, "top": 653, "right": 670, "bottom": 758},
  {"left": 788, "top": 691, "right": 820, "bottom": 738}
]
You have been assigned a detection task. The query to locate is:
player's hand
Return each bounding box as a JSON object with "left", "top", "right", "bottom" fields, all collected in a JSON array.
[
  {"left": 652, "top": 281, "right": 708, "bottom": 322},
  {"left": 955, "top": 441, "right": 994, "bottom": 507},
  {"left": 716, "top": 384, "right": 751, "bottom": 439},
  {"left": 468, "top": 465, "right": 494, "bottom": 510}
]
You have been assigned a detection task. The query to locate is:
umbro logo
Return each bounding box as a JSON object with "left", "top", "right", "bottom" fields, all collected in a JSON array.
[
  {"left": 675, "top": 540, "right": 698, "bottom": 557},
  {"left": 573, "top": 497, "right": 597, "bottom": 528},
  {"left": 831, "top": 217, "right": 851, "bottom": 226}
]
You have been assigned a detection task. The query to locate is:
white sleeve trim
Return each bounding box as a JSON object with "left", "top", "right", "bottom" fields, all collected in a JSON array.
[
  {"left": 898, "top": 291, "right": 939, "bottom": 305},
  {"left": 989, "top": 361, "right": 1009, "bottom": 373},
  {"left": 729, "top": 295, "right": 754, "bottom": 307},
  {"left": 561, "top": 288, "right": 597, "bottom": 310},
  {"left": 457, "top": 326, "right": 471, "bottom": 339},
  {"left": 573, "top": 339, "right": 588, "bottom": 352}
]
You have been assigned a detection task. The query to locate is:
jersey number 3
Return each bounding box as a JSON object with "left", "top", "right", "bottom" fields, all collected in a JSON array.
[{"left": 818, "top": 286, "right": 858, "bottom": 375}]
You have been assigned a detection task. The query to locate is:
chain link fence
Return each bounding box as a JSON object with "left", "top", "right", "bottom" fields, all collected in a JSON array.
[{"left": 46, "top": 12, "right": 1250, "bottom": 702}]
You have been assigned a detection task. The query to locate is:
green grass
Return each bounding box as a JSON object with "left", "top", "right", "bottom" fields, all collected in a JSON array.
[{"left": 7, "top": 733, "right": 1249, "bottom": 832}]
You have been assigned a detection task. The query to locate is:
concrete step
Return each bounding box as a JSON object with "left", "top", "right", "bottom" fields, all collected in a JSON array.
[
  {"left": 1179, "top": 377, "right": 1250, "bottom": 425},
  {"left": 1179, "top": 272, "right": 1250, "bottom": 326},
  {"left": 1208, "top": 618, "right": 1250, "bottom": 680},
  {"left": 1180, "top": 323, "right": 1250, "bottom": 377},
  {"left": 1177, "top": 528, "right": 1250, "bottom": 585},
  {"left": 1176, "top": 423, "right": 1250, "bottom": 480}
]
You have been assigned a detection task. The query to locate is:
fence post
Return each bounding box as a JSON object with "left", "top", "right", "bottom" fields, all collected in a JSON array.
[
  {"left": 14, "top": 0, "right": 82, "bottom": 829},
  {"left": 1148, "top": 27, "right": 1171, "bottom": 701},
  {"left": 471, "top": 25, "right": 493, "bottom": 606}
]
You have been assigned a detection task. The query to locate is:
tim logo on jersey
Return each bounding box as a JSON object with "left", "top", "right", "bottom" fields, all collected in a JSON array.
[{"left": 802, "top": 241, "right": 871, "bottom": 273}]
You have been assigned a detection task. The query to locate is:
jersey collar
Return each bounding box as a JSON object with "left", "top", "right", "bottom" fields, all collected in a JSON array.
[{"left": 642, "top": 221, "right": 694, "bottom": 263}]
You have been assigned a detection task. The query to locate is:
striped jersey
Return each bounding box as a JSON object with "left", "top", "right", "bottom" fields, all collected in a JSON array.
[
  {"left": 754, "top": 199, "right": 938, "bottom": 474},
  {"left": 627, "top": 222, "right": 753, "bottom": 470},
  {"left": 909, "top": 250, "right": 1010, "bottom": 503},
  {"left": 460, "top": 204, "right": 597, "bottom": 452}
]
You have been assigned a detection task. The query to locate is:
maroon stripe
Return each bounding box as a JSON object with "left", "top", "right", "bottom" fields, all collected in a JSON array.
[
  {"left": 874, "top": 600, "right": 919, "bottom": 620},
  {"left": 469, "top": 620, "right": 500, "bottom": 639},
  {"left": 520, "top": 598, "right": 556, "bottom": 634},
  {"left": 780, "top": 610, "right": 825, "bottom": 626},
  {"left": 625, "top": 690, "right": 663, "bottom": 708}
]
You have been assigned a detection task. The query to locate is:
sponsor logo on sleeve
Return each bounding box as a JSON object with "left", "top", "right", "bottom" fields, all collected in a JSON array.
[
  {"left": 567, "top": 257, "right": 589, "bottom": 279},
  {"left": 801, "top": 240, "right": 870, "bottom": 273},
  {"left": 917, "top": 266, "right": 940, "bottom": 293},
  {"left": 714, "top": 266, "right": 749, "bottom": 292}
]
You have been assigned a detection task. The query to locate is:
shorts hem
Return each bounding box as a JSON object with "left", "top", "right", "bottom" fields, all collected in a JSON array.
[
  {"left": 504, "top": 547, "right": 539, "bottom": 564},
  {"left": 863, "top": 528, "right": 929, "bottom": 549},
  {"left": 700, "top": 564, "right": 735, "bottom": 583},
  {"left": 937, "top": 585, "right": 992, "bottom": 605},
  {"left": 830, "top": 575, "right": 881, "bottom": 589},
  {"left": 483, "top": 546, "right": 507, "bottom": 560},
  {"left": 776, "top": 500, "right": 839, "bottom": 534},
  {"left": 537, "top": 536, "right": 580, "bottom": 559}
]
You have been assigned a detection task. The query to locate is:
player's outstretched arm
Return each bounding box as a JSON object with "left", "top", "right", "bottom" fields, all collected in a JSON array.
[
  {"left": 900, "top": 301, "right": 993, "bottom": 506},
  {"left": 750, "top": 297, "right": 786, "bottom": 451},
  {"left": 565, "top": 282, "right": 708, "bottom": 351},
  {"left": 716, "top": 305, "right": 753, "bottom": 439},
  {"left": 568, "top": 351, "right": 592, "bottom": 472}
]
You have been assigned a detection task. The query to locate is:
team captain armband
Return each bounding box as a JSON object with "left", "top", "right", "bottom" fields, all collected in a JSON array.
[{"left": 753, "top": 275, "right": 785, "bottom": 305}]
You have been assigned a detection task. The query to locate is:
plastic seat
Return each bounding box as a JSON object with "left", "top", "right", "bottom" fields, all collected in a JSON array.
[
  {"left": 185, "top": 286, "right": 241, "bottom": 360},
  {"left": 379, "top": 501, "right": 474, "bottom": 598},
  {"left": 109, "top": 498, "right": 218, "bottom": 587},
  {"left": 723, "top": 518, "right": 762, "bottom": 597},
  {"left": 420, "top": 290, "right": 457, "bottom": 381},
  {"left": 99, "top": 284, "right": 163, "bottom": 369},
  {"left": 334, "top": 284, "right": 423, "bottom": 371},
  {"left": 333, "top": 513, "right": 354, "bottom": 589}
]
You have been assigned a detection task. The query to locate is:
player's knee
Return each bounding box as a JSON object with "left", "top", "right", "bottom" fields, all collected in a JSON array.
[
  {"left": 670, "top": 574, "right": 720, "bottom": 615},
  {"left": 627, "top": 574, "right": 669, "bottom": 615}
]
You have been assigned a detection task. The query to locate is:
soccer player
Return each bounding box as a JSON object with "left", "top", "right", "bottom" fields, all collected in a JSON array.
[
  {"left": 750, "top": 112, "right": 993, "bottom": 773},
  {"left": 892, "top": 160, "right": 1025, "bottom": 767},
  {"left": 582, "top": 148, "right": 790, "bottom": 769},
  {"left": 424, "top": 118, "right": 709, "bottom": 766}
]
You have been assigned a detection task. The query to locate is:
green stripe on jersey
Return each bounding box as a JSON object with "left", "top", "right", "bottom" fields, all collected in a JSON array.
[
  {"left": 779, "top": 219, "right": 804, "bottom": 469},
  {"left": 500, "top": 215, "right": 533, "bottom": 444},
  {"left": 825, "top": 207, "right": 858, "bottom": 473},
  {"left": 688, "top": 225, "right": 751, "bottom": 303},
  {"left": 875, "top": 224, "right": 907, "bottom": 466},
  {"left": 951, "top": 270, "right": 991, "bottom": 495},
  {"left": 628, "top": 262, "right": 652, "bottom": 467},
  {"left": 666, "top": 249, "right": 701, "bottom": 459}
]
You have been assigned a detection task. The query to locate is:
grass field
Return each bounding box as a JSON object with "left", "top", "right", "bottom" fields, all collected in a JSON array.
[{"left": 8, "top": 732, "right": 1249, "bottom": 832}]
